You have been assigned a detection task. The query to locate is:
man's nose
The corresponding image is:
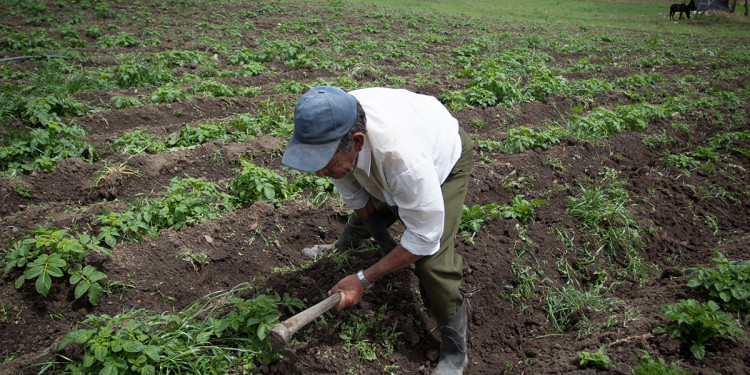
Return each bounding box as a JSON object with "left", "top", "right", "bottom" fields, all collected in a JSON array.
[{"left": 315, "top": 169, "right": 327, "bottom": 177}]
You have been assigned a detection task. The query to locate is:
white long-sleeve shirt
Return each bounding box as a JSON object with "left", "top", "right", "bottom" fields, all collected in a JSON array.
[{"left": 332, "top": 88, "right": 462, "bottom": 256}]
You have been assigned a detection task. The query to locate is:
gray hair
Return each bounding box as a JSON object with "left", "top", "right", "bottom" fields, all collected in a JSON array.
[{"left": 336, "top": 101, "right": 367, "bottom": 153}]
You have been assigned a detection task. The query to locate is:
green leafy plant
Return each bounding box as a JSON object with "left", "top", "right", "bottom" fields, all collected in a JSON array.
[
  {"left": 94, "top": 177, "right": 235, "bottom": 246},
  {"left": 230, "top": 159, "right": 299, "bottom": 205},
  {"left": 10, "top": 182, "right": 34, "bottom": 198},
  {"left": 165, "top": 122, "right": 226, "bottom": 148},
  {"left": 686, "top": 251, "right": 750, "bottom": 311},
  {"left": 567, "top": 103, "right": 667, "bottom": 141},
  {"left": 96, "top": 32, "right": 140, "bottom": 48},
  {"left": 22, "top": 93, "right": 88, "bottom": 125},
  {"left": 109, "top": 95, "right": 143, "bottom": 109},
  {"left": 111, "top": 60, "right": 173, "bottom": 89},
  {"left": 55, "top": 284, "right": 302, "bottom": 374},
  {"left": 1, "top": 228, "right": 110, "bottom": 305},
  {"left": 191, "top": 80, "right": 235, "bottom": 97},
  {"left": 577, "top": 346, "right": 613, "bottom": 370},
  {"left": 290, "top": 171, "right": 338, "bottom": 207},
  {"left": 217, "top": 62, "right": 267, "bottom": 78},
  {"left": 499, "top": 125, "right": 566, "bottom": 153},
  {"left": 0, "top": 121, "right": 97, "bottom": 175},
  {"left": 1, "top": 30, "right": 58, "bottom": 50},
  {"left": 459, "top": 203, "right": 502, "bottom": 244},
  {"left": 500, "top": 195, "right": 545, "bottom": 224},
  {"left": 148, "top": 84, "right": 187, "bottom": 103},
  {"left": 111, "top": 129, "right": 165, "bottom": 154},
  {"left": 337, "top": 305, "right": 403, "bottom": 363},
  {"left": 151, "top": 50, "right": 210, "bottom": 68},
  {"left": 84, "top": 25, "right": 102, "bottom": 38},
  {"left": 642, "top": 130, "right": 675, "bottom": 149},
  {"left": 632, "top": 350, "right": 691, "bottom": 375},
  {"left": 655, "top": 299, "right": 745, "bottom": 359},
  {"left": 665, "top": 153, "right": 701, "bottom": 175}
]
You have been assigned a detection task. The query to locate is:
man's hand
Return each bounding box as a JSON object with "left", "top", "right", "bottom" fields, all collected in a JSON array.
[{"left": 328, "top": 274, "right": 365, "bottom": 311}]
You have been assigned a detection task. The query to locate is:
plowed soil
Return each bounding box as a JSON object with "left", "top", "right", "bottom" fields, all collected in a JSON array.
[{"left": 1, "top": 1, "right": 748, "bottom": 374}]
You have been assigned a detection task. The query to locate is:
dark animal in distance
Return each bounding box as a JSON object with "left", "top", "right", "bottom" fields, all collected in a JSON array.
[{"left": 670, "top": 3, "right": 692, "bottom": 21}]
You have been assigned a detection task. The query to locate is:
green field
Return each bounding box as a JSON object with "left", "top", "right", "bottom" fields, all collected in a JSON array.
[
  {"left": 352, "top": 0, "right": 750, "bottom": 36},
  {"left": 1, "top": 0, "right": 748, "bottom": 374}
]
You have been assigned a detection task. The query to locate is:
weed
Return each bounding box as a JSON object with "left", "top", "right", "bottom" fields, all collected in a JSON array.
[
  {"left": 0, "top": 303, "right": 11, "bottom": 323},
  {"left": 566, "top": 181, "right": 644, "bottom": 274},
  {"left": 337, "top": 305, "right": 403, "bottom": 363},
  {"left": 10, "top": 183, "right": 33, "bottom": 198},
  {"left": 642, "top": 130, "right": 675, "bottom": 149},
  {"left": 91, "top": 161, "right": 141, "bottom": 188},
  {"left": 502, "top": 170, "right": 534, "bottom": 190},
  {"left": 546, "top": 284, "right": 622, "bottom": 333},
  {"left": 654, "top": 299, "right": 745, "bottom": 359},
  {"left": 177, "top": 250, "right": 210, "bottom": 272},
  {"left": 632, "top": 350, "right": 691, "bottom": 375}
]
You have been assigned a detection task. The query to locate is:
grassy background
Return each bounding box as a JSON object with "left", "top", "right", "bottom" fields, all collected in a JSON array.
[{"left": 349, "top": 0, "right": 749, "bottom": 37}]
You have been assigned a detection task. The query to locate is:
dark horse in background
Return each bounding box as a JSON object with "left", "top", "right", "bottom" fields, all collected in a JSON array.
[{"left": 670, "top": 0, "right": 696, "bottom": 20}]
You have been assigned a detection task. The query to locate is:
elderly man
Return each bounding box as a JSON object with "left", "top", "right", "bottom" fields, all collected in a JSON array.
[{"left": 282, "top": 86, "right": 473, "bottom": 374}]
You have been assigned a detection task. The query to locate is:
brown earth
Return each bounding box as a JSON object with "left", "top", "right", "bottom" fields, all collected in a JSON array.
[{"left": 1, "top": 1, "right": 749, "bottom": 374}]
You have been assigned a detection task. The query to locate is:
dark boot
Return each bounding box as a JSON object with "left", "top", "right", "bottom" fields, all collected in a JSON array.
[
  {"left": 432, "top": 298, "right": 468, "bottom": 375},
  {"left": 334, "top": 223, "right": 364, "bottom": 250},
  {"left": 361, "top": 211, "right": 398, "bottom": 258}
]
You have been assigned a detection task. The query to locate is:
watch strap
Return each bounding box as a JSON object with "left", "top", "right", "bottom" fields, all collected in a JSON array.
[{"left": 357, "top": 269, "right": 374, "bottom": 290}]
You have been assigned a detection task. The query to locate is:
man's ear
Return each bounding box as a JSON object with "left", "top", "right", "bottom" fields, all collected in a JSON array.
[{"left": 352, "top": 132, "right": 365, "bottom": 152}]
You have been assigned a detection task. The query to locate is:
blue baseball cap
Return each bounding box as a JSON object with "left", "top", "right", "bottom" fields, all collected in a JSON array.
[{"left": 282, "top": 86, "right": 357, "bottom": 172}]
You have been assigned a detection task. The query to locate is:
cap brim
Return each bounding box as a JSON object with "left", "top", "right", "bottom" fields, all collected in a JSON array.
[{"left": 282, "top": 133, "right": 340, "bottom": 173}]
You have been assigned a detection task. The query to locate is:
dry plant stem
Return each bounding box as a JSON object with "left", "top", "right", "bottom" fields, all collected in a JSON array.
[{"left": 608, "top": 333, "right": 654, "bottom": 348}]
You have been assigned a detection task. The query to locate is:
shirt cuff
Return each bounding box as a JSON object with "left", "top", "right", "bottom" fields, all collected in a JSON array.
[{"left": 400, "top": 231, "right": 440, "bottom": 256}]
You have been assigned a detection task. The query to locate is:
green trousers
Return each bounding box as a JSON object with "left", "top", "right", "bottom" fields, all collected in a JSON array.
[{"left": 346, "top": 128, "right": 474, "bottom": 319}]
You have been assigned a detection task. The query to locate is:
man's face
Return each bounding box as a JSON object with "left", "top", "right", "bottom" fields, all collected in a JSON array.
[
  {"left": 315, "top": 147, "right": 358, "bottom": 179},
  {"left": 314, "top": 132, "right": 364, "bottom": 179}
]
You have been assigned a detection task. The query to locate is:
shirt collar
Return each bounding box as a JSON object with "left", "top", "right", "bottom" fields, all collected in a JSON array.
[{"left": 355, "top": 135, "right": 372, "bottom": 177}]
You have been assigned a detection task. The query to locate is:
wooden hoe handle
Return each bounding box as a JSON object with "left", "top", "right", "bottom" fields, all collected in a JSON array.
[{"left": 270, "top": 292, "right": 342, "bottom": 350}]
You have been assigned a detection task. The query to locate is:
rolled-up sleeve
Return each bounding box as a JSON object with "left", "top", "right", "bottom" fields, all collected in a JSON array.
[{"left": 332, "top": 175, "right": 369, "bottom": 210}]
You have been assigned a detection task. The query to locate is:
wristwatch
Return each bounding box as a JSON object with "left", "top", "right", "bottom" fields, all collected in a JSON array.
[{"left": 357, "top": 269, "right": 374, "bottom": 290}]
